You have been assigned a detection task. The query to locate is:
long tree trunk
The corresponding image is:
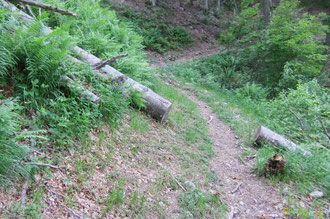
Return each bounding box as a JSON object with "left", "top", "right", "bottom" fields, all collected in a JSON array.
[
  {"left": 3, "top": 1, "right": 173, "bottom": 123},
  {"left": 150, "top": 0, "right": 156, "bottom": 6}
]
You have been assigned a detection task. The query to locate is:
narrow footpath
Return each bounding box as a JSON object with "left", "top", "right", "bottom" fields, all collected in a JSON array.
[{"left": 181, "top": 89, "right": 287, "bottom": 219}]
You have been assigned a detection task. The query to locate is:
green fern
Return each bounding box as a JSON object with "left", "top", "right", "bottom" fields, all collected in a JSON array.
[
  {"left": 0, "top": 47, "right": 16, "bottom": 77},
  {"left": 0, "top": 100, "right": 30, "bottom": 184}
]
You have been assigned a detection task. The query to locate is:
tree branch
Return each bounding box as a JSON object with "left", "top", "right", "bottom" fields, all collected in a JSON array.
[
  {"left": 10, "top": 0, "right": 78, "bottom": 17},
  {"left": 318, "top": 118, "right": 330, "bottom": 141},
  {"left": 26, "top": 162, "right": 60, "bottom": 169},
  {"left": 93, "top": 54, "right": 129, "bottom": 70},
  {"left": 289, "top": 109, "right": 305, "bottom": 132},
  {"left": 25, "top": 4, "right": 35, "bottom": 18}
]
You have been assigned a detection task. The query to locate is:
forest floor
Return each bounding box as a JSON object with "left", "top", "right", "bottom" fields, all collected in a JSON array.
[{"left": 0, "top": 1, "right": 325, "bottom": 218}]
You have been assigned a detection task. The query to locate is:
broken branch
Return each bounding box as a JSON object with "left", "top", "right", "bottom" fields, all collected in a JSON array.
[
  {"left": 93, "top": 54, "right": 129, "bottom": 70},
  {"left": 9, "top": 0, "right": 78, "bottom": 17},
  {"left": 289, "top": 109, "right": 305, "bottom": 132},
  {"left": 158, "top": 162, "right": 187, "bottom": 191},
  {"left": 26, "top": 162, "right": 60, "bottom": 169},
  {"left": 318, "top": 118, "right": 330, "bottom": 141},
  {"left": 231, "top": 182, "right": 242, "bottom": 194}
]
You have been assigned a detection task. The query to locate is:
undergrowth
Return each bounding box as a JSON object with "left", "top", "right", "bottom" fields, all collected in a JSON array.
[
  {"left": 0, "top": 0, "right": 150, "bottom": 185},
  {"left": 103, "top": 3, "right": 194, "bottom": 54}
]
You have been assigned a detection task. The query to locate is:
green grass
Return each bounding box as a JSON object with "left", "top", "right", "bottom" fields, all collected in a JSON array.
[{"left": 178, "top": 188, "right": 226, "bottom": 218}]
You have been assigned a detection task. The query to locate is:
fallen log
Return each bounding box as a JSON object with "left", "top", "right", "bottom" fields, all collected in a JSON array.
[
  {"left": 8, "top": 0, "right": 78, "bottom": 17},
  {"left": 2, "top": 1, "right": 173, "bottom": 122},
  {"left": 73, "top": 47, "right": 172, "bottom": 122},
  {"left": 252, "top": 126, "right": 311, "bottom": 156},
  {"left": 60, "top": 76, "right": 100, "bottom": 102}
]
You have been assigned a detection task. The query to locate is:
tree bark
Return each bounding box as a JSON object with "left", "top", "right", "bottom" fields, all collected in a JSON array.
[
  {"left": 3, "top": 1, "right": 173, "bottom": 123},
  {"left": 326, "top": 32, "right": 330, "bottom": 47},
  {"left": 252, "top": 126, "right": 311, "bottom": 156},
  {"left": 9, "top": 0, "right": 78, "bottom": 17},
  {"left": 204, "top": 0, "right": 209, "bottom": 10},
  {"left": 150, "top": 0, "right": 156, "bottom": 6},
  {"left": 261, "top": 0, "right": 272, "bottom": 25},
  {"left": 216, "top": 0, "right": 221, "bottom": 13},
  {"left": 233, "top": 0, "right": 238, "bottom": 14},
  {"left": 73, "top": 47, "right": 172, "bottom": 123}
]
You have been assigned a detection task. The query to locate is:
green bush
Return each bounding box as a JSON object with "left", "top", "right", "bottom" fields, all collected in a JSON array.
[
  {"left": 236, "top": 82, "right": 269, "bottom": 100},
  {"left": 219, "top": 0, "right": 328, "bottom": 93},
  {"left": 219, "top": 0, "right": 262, "bottom": 44},
  {"left": 262, "top": 0, "right": 328, "bottom": 91},
  {"left": 266, "top": 80, "right": 329, "bottom": 144}
]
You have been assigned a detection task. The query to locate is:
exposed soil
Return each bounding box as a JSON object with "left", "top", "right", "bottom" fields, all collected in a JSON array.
[{"left": 179, "top": 89, "right": 287, "bottom": 219}]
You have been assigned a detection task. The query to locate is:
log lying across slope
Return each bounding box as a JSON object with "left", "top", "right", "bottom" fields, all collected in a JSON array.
[
  {"left": 253, "top": 126, "right": 311, "bottom": 156},
  {"left": 2, "top": 1, "right": 173, "bottom": 122},
  {"left": 73, "top": 47, "right": 173, "bottom": 123},
  {"left": 8, "top": 0, "right": 78, "bottom": 17}
]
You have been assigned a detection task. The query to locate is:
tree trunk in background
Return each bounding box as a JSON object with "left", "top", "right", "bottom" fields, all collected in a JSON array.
[
  {"left": 326, "top": 32, "right": 330, "bottom": 47},
  {"left": 233, "top": 0, "right": 238, "bottom": 14},
  {"left": 262, "top": 0, "right": 272, "bottom": 25},
  {"left": 151, "top": 0, "right": 156, "bottom": 6},
  {"left": 204, "top": 0, "right": 209, "bottom": 10},
  {"left": 216, "top": 0, "right": 221, "bottom": 12}
]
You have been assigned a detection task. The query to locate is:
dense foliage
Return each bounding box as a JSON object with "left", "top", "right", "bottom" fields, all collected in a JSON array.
[
  {"left": 0, "top": 100, "right": 30, "bottom": 184},
  {"left": 220, "top": 0, "right": 328, "bottom": 94},
  {"left": 107, "top": 5, "right": 193, "bottom": 53},
  {"left": 164, "top": 0, "right": 329, "bottom": 192},
  {"left": 0, "top": 0, "right": 151, "bottom": 184}
]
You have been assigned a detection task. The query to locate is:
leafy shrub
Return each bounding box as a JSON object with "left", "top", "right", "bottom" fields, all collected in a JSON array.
[
  {"left": 219, "top": 0, "right": 328, "bottom": 93},
  {"left": 262, "top": 0, "right": 328, "bottom": 91},
  {"left": 200, "top": 17, "right": 212, "bottom": 25},
  {"left": 219, "top": 0, "right": 262, "bottom": 44},
  {"left": 266, "top": 80, "right": 329, "bottom": 144},
  {"left": 236, "top": 82, "right": 269, "bottom": 100}
]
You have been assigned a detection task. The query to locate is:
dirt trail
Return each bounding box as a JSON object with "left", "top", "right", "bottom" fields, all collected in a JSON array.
[{"left": 180, "top": 90, "right": 287, "bottom": 219}]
